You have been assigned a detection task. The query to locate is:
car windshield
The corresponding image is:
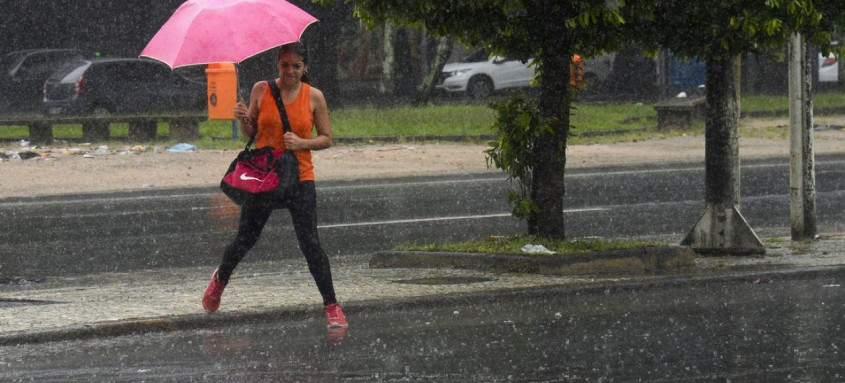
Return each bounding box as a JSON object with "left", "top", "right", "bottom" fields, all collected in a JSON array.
[
  {"left": 48, "top": 60, "right": 89, "bottom": 82},
  {"left": 462, "top": 48, "right": 490, "bottom": 63},
  {"left": 0, "top": 51, "right": 27, "bottom": 74}
]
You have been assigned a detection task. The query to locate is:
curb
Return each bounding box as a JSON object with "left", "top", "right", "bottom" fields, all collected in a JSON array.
[
  {"left": 0, "top": 305, "right": 317, "bottom": 347},
  {"left": 4, "top": 263, "right": 845, "bottom": 347},
  {"left": 369, "top": 246, "right": 696, "bottom": 276}
]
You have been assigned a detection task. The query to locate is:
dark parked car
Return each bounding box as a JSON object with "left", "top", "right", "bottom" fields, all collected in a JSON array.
[
  {"left": 43, "top": 58, "right": 207, "bottom": 116},
  {"left": 0, "top": 49, "right": 86, "bottom": 114}
]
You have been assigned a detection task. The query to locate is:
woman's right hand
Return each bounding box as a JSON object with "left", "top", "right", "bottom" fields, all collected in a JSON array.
[{"left": 233, "top": 100, "right": 248, "bottom": 119}]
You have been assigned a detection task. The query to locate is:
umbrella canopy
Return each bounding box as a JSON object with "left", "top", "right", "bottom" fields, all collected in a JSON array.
[{"left": 140, "top": 0, "right": 318, "bottom": 69}]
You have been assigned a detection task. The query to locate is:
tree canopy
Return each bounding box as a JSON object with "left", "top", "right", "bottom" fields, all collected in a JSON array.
[
  {"left": 328, "top": 0, "right": 654, "bottom": 238},
  {"left": 341, "top": 0, "right": 643, "bottom": 60},
  {"left": 333, "top": 0, "right": 845, "bottom": 241},
  {"left": 635, "top": 0, "right": 845, "bottom": 59}
]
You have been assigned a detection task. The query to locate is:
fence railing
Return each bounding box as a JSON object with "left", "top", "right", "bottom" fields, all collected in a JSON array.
[{"left": 0, "top": 114, "right": 208, "bottom": 144}]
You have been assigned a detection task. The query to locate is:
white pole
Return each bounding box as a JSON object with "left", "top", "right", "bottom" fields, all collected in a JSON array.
[{"left": 788, "top": 32, "right": 817, "bottom": 240}]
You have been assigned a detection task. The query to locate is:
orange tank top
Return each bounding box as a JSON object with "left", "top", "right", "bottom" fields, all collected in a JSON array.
[{"left": 255, "top": 82, "right": 315, "bottom": 181}]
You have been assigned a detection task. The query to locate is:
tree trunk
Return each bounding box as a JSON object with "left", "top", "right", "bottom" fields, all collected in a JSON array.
[
  {"left": 838, "top": 51, "right": 845, "bottom": 89},
  {"left": 380, "top": 21, "right": 396, "bottom": 95},
  {"left": 306, "top": 1, "right": 348, "bottom": 106},
  {"left": 704, "top": 55, "right": 741, "bottom": 205},
  {"left": 530, "top": 37, "right": 572, "bottom": 239},
  {"left": 393, "top": 27, "right": 416, "bottom": 98},
  {"left": 682, "top": 54, "right": 764, "bottom": 254},
  {"left": 415, "top": 36, "right": 454, "bottom": 104}
]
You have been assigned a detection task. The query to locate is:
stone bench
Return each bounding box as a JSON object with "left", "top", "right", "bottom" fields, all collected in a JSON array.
[
  {"left": 653, "top": 96, "right": 706, "bottom": 131},
  {"left": 0, "top": 114, "right": 208, "bottom": 144}
]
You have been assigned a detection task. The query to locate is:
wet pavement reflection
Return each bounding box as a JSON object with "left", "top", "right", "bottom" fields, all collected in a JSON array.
[{"left": 3, "top": 272, "right": 845, "bottom": 381}]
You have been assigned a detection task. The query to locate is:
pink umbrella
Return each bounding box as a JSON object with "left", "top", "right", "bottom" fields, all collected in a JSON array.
[{"left": 140, "top": 0, "right": 318, "bottom": 69}]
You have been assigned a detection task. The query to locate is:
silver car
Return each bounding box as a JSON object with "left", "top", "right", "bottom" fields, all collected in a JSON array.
[
  {"left": 819, "top": 52, "right": 838, "bottom": 83},
  {"left": 437, "top": 50, "right": 615, "bottom": 99}
]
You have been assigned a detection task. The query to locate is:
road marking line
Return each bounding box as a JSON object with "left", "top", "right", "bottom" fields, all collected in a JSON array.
[{"left": 318, "top": 208, "right": 607, "bottom": 229}]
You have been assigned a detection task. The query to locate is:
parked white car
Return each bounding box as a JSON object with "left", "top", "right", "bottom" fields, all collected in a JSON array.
[
  {"left": 437, "top": 56, "right": 535, "bottom": 99},
  {"left": 819, "top": 52, "right": 838, "bottom": 82},
  {"left": 436, "top": 51, "right": 615, "bottom": 99}
]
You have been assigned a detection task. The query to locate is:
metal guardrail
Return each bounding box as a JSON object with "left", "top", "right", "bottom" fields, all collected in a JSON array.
[{"left": 0, "top": 114, "right": 208, "bottom": 143}]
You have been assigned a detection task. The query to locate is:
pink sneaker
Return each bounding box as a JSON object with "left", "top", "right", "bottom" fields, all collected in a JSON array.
[
  {"left": 202, "top": 269, "right": 227, "bottom": 312},
  {"left": 325, "top": 303, "right": 348, "bottom": 328}
]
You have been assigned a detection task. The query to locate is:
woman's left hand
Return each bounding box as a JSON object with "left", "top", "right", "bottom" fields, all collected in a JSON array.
[{"left": 284, "top": 132, "right": 305, "bottom": 151}]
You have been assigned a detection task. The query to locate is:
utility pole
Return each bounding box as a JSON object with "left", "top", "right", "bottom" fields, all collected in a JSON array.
[{"left": 788, "top": 32, "right": 817, "bottom": 240}]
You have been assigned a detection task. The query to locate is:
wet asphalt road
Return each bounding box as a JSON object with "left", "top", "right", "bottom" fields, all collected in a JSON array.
[
  {"left": 3, "top": 154, "right": 845, "bottom": 278},
  {"left": 3, "top": 269, "right": 845, "bottom": 382}
]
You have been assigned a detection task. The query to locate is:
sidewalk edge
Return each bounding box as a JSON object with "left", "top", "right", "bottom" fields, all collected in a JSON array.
[{"left": 3, "top": 264, "right": 845, "bottom": 346}]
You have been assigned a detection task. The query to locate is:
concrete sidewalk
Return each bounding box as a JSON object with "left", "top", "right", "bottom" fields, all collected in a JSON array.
[{"left": 3, "top": 232, "right": 845, "bottom": 346}]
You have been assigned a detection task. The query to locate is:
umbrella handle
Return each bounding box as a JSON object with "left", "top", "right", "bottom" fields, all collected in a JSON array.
[
  {"left": 233, "top": 63, "right": 243, "bottom": 141},
  {"left": 235, "top": 64, "right": 249, "bottom": 106}
]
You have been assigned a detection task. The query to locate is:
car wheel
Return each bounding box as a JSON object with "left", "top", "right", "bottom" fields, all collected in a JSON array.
[{"left": 467, "top": 76, "right": 494, "bottom": 99}]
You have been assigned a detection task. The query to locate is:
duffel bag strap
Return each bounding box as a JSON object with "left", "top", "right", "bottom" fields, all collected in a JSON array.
[
  {"left": 243, "top": 135, "right": 255, "bottom": 150},
  {"left": 266, "top": 80, "right": 293, "bottom": 134},
  {"left": 240, "top": 78, "right": 290, "bottom": 151}
]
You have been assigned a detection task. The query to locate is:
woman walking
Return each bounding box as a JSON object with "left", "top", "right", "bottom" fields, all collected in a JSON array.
[{"left": 203, "top": 42, "right": 346, "bottom": 328}]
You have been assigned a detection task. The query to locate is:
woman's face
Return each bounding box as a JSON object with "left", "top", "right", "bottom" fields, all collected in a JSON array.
[{"left": 278, "top": 51, "right": 306, "bottom": 87}]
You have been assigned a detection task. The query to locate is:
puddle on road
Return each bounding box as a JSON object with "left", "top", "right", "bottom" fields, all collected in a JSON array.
[
  {"left": 0, "top": 298, "right": 59, "bottom": 308},
  {"left": 0, "top": 278, "right": 43, "bottom": 286},
  {"left": 392, "top": 276, "right": 496, "bottom": 285}
]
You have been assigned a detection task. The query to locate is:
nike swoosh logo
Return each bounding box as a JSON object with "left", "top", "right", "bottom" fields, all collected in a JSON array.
[{"left": 240, "top": 173, "right": 263, "bottom": 182}]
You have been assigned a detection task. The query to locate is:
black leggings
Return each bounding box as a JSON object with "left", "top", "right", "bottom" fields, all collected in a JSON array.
[{"left": 217, "top": 181, "right": 336, "bottom": 306}]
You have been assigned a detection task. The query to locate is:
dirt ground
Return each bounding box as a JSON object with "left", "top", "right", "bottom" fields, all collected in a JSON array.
[{"left": 2, "top": 117, "right": 845, "bottom": 199}]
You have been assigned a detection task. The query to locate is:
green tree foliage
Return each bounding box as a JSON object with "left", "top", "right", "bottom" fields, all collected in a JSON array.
[
  {"left": 484, "top": 95, "right": 547, "bottom": 221},
  {"left": 325, "top": 0, "right": 648, "bottom": 239},
  {"left": 635, "top": 0, "right": 844, "bottom": 59}
]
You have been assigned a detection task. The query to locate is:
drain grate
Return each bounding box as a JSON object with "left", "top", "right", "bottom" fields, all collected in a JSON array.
[{"left": 392, "top": 276, "right": 496, "bottom": 285}]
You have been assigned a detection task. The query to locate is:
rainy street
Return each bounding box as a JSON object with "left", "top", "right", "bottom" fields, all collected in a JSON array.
[
  {"left": 4, "top": 154, "right": 845, "bottom": 277},
  {"left": 3, "top": 270, "right": 845, "bottom": 381},
  {"left": 7, "top": 0, "right": 845, "bottom": 380},
  {"left": 3, "top": 156, "right": 845, "bottom": 380}
]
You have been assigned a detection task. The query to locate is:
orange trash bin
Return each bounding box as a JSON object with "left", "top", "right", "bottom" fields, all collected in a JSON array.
[{"left": 206, "top": 63, "right": 238, "bottom": 120}]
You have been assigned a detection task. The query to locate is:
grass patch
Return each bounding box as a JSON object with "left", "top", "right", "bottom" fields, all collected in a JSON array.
[
  {"left": 570, "top": 102, "right": 655, "bottom": 132},
  {"left": 789, "top": 242, "right": 813, "bottom": 255},
  {"left": 569, "top": 102, "right": 666, "bottom": 144},
  {"left": 395, "top": 235, "right": 662, "bottom": 257},
  {"left": 3, "top": 92, "right": 844, "bottom": 148},
  {"left": 739, "top": 121, "right": 789, "bottom": 140},
  {"left": 762, "top": 237, "right": 789, "bottom": 243},
  {"left": 741, "top": 91, "right": 845, "bottom": 112},
  {"left": 332, "top": 104, "right": 497, "bottom": 137}
]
